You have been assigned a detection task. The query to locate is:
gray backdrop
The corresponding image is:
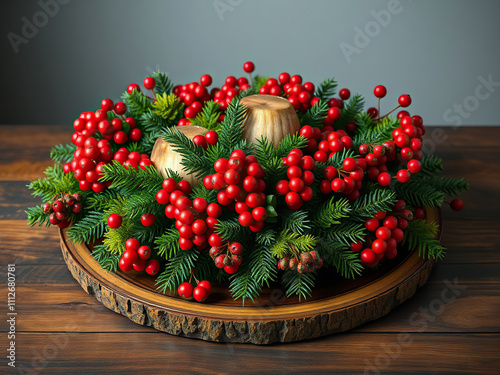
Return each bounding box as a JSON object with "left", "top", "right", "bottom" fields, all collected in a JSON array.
[{"left": 1, "top": 0, "right": 499, "bottom": 126}]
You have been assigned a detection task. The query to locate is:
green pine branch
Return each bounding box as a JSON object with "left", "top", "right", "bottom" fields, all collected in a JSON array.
[
  {"left": 189, "top": 101, "right": 221, "bottom": 130},
  {"left": 326, "top": 221, "right": 366, "bottom": 247},
  {"left": 424, "top": 176, "right": 468, "bottom": 197},
  {"left": 350, "top": 189, "right": 397, "bottom": 221},
  {"left": 99, "top": 161, "right": 163, "bottom": 194},
  {"left": 218, "top": 98, "right": 247, "bottom": 153},
  {"left": 418, "top": 155, "right": 444, "bottom": 177},
  {"left": 336, "top": 94, "right": 365, "bottom": 129},
  {"left": 28, "top": 168, "right": 78, "bottom": 202},
  {"left": 67, "top": 211, "right": 106, "bottom": 244},
  {"left": 270, "top": 230, "right": 317, "bottom": 258},
  {"left": 281, "top": 271, "right": 316, "bottom": 301},
  {"left": 50, "top": 144, "right": 76, "bottom": 164},
  {"left": 160, "top": 127, "right": 213, "bottom": 180},
  {"left": 26, "top": 205, "right": 50, "bottom": 227},
  {"left": 301, "top": 100, "right": 329, "bottom": 128},
  {"left": 313, "top": 197, "right": 351, "bottom": 229},
  {"left": 122, "top": 89, "right": 152, "bottom": 117},
  {"left": 86, "top": 189, "right": 121, "bottom": 211},
  {"left": 315, "top": 77, "right": 338, "bottom": 101},
  {"left": 319, "top": 238, "right": 363, "bottom": 279},
  {"left": 395, "top": 180, "right": 444, "bottom": 207},
  {"left": 92, "top": 244, "right": 120, "bottom": 273},
  {"left": 155, "top": 228, "right": 181, "bottom": 260},
  {"left": 152, "top": 71, "right": 173, "bottom": 96},
  {"left": 280, "top": 209, "right": 311, "bottom": 234},
  {"left": 215, "top": 216, "right": 252, "bottom": 241},
  {"left": 156, "top": 250, "right": 199, "bottom": 294},
  {"left": 151, "top": 93, "right": 183, "bottom": 121},
  {"left": 403, "top": 219, "right": 445, "bottom": 260}
]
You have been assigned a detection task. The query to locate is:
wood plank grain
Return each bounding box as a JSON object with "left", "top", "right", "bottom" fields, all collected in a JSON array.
[{"left": 13, "top": 332, "right": 500, "bottom": 374}]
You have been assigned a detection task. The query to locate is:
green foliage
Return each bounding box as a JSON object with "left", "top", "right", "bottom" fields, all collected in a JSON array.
[
  {"left": 313, "top": 197, "right": 351, "bottom": 228},
  {"left": 160, "top": 127, "right": 213, "bottom": 180},
  {"left": 124, "top": 192, "right": 162, "bottom": 218},
  {"left": 318, "top": 238, "right": 363, "bottom": 279},
  {"left": 122, "top": 89, "right": 152, "bottom": 116},
  {"left": 281, "top": 271, "right": 316, "bottom": 301},
  {"left": 280, "top": 210, "right": 311, "bottom": 234},
  {"left": 301, "top": 100, "right": 329, "bottom": 128},
  {"left": 67, "top": 211, "right": 106, "bottom": 244},
  {"left": 315, "top": 77, "right": 338, "bottom": 101},
  {"left": 403, "top": 219, "right": 445, "bottom": 260},
  {"left": 50, "top": 144, "right": 76, "bottom": 164},
  {"left": 351, "top": 189, "right": 397, "bottom": 221},
  {"left": 152, "top": 71, "right": 173, "bottom": 96},
  {"left": 336, "top": 94, "right": 365, "bottom": 129},
  {"left": 189, "top": 101, "right": 221, "bottom": 130},
  {"left": 425, "top": 176, "right": 468, "bottom": 197},
  {"left": 26, "top": 205, "right": 50, "bottom": 227},
  {"left": 100, "top": 161, "right": 163, "bottom": 194},
  {"left": 230, "top": 244, "right": 278, "bottom": 304},
  {"left": 252, "top": 75, "right": 269, "bottom": 89},
  {"left": 92, "top": 244, "right": 120, "bottom": 273},
  {"left": 85, "top": 189, "right": 121, "bottom": 211},
  {"left": 270, "top": 230, "right": 317, "bottom": 258},
  {"left": 190, "top": 184, "right": 218, "bottom": 203},
  {"left": 395, "top": 180, "right": 444, "bottom": 207},
  {"left": 28, "top": 167, "right": 78, "bottom": 202},
  {"left": 419, "top": 155, "right": 444, "bottom": 177},
  {"left": 155, "top": 229, "right": 181, "bottom": 260},
  {"left": 326, "top": 221, "right": 366, "bottom": 247},
  {"left": 218, "top": 98, "right": 247, "bottom": 153},
  {"left": 353, "top": 115, "right": 399, "bottom": 148},
  {"left": 151, "top": 93, "right": 183, "bottom": 121},
  {"left": 156, "top": 250, "right": 199, "bottom": 293},
  {"left": 215, "top": 217, "right": 251, "bottom": 241}
]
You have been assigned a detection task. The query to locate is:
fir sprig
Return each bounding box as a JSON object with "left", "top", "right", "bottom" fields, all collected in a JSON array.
[
  {"left": 151, "top": 93, "right": 183, "bottom": 121},
  {"left": 67, "top": 211, "right": 106, "bottom": 244},
  {"left": 281, "top": 271, "right": 316, "bottom": 301},
  {"left": 301, "top": 100, "right": 329, "bottom": 128},
  {"left": 50, "top": 144, "right": 76, "bottom": 164},
  {"left": 152, "top": 70, "right": 173, "bottom": 96},
  {"left": 403, "top": 219, "right": 445, "bottom": 260},
  {"left": 122, "top": 89, "right": 152, "bottom": 116},
  {"left": 189, "top": 101, "right": 221, "bottom": 130},
  {"left": 313, "top": 197, "right": 351, "bottom": 229},
  {"left": 350, "top": 189, "right": 397, "bottom": 221},
  {"left": 156, "top": 250, "right": 199, "bottom": 293},
  {"left": 315, "top": 77, "right": 338, "bottom": 101}
]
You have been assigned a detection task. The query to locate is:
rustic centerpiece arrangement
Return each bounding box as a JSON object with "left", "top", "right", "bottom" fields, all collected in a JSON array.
[{"left": 27, "top": 62, "right": 467, "bottom": 343}]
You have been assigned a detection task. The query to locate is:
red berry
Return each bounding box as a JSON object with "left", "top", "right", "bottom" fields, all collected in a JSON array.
[
  {"left": 124, "top": 239, "right": 139, "bottom": 252},
  {"left": 372, "top": 239, "right": 387, "bottom": 254},
  {"left": 101, "top": 98, "right": 114, "bottom": 112},
  {"left": 331, "top": 178, "right": 345, "bottom": 193},
  {"left": 238, "top": 211, "right": 254, "bottom": 227},
  {"left": 224, "top": 264, "right": 239, "bottom": 275},
  {"left": 178, "top": 282, "right": 194, "bottom": 299},
  {"left": 243, "top": 61, "right": 255, "bottom": 73},
  {"left": 360, "top": 248, "right": 376, "bottom": 264},
  {"left": 450, "top": 198, "right": 464, "bottom": 211},
  {"left": 374, "top": 85, "right": 387, "bottom": 98},
  {"left": 378, "top": 172, "right": 392, "bottom": 186},
  {"left": 193, "top": 286, "right": 210, "bottom": 302},
  {"left": 197, "top": 280, "right": 212, "bottom": 295},
  {"left": 204, "top": 130, "right": 218, "bottom": 145},
  {"left": 365, "top": 218, "right": 379, "bottom": 231},
  {"left": 145, "top": 259, "right": 160, "bottom": 275},
  {"left": 398, "top": 94, "right": 412, "bottom": 107},
  {"left": 137, "top": 246, "right": 151, "bottom": 260},
  {"left": 285, "top": 191, "right": 301, "bottom": 206},
  {"left": 200, "top": 74, "right": 212, "bottom": 87},
  {"left": 107, "top": 213, "right": 122, "bottom": 229},
  {"left": 407, "top": 159, "right": 421, "bottom": 173},
  {"left": 252, "top": 206, "right": 267, "bottom": 221},
  {"left": 396, "top": 169, "right": 411, "bottom": 183},
  {"left": 207, "top": 203, "right": 222, "bottom": 218},
  {"left": 119, "top": 258, "right": 133, "bottom": 272},
  {"left": 132, "top": 258, "right": 146, "bottom": 272},
  {"left": 140, "top": 213, "right": 156, "bottom": 227},
  {"left": 143, "top": 77, "right": 156, "bottom": 90},
  {"left": 339, "top": 88, "right": 350, "bottom": 100},
  {"left": 122, "top": 249, "right": 138, "bottom": 264}
]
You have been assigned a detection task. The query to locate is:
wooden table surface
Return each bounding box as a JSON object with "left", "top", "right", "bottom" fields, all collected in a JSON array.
[{"left": 0, "top": 125, "right": 498, "bottom": 374}]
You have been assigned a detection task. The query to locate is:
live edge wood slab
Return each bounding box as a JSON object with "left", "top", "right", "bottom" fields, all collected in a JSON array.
[{"left": 59, "top": 207, "right": 438, "bottom": 344}]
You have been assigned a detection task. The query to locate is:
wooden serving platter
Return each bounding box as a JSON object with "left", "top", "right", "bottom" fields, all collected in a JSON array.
[{"left": 59, "top": 207, "right": 440, "bottom": 344}]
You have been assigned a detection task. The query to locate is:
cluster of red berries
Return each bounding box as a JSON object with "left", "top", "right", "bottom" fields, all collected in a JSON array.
[
  {"left": 299, "top": 125, "right": 353, "bottom": 163},
  {"left": 203, "top": 150, "right": 268, "bottom": 232},
  {"left": 192, "top": 130, "right": 219, "bottom": 149},
  {"left": 259, "top": 73, "right": 317, "bottom": 112},
  {"left": 66, "top": 98, "right": 144, "bottom": 193},
  {"left": 126, "top": 76, "right": 156, "bottom": 96},
  {"left": 43, "top": 192, "right": 82, "bottom": 229},
  {"left": 178, "top": 279, "right": 212, "bottom": 303},
  {"left": 318, "top": 156, "right": 365, "bottom": 201},
  {"left": 278, "top": 251, "right": 324, "bottom": 273},
  {"left": 118, "top": 238, "right": 160, "bottom": 275},
  {"left": 156, "top": 178, "right": 219, "bottom": 251},
  {"left": 113, "top": 149, "right": 153, "bottom": 171},
  {"left": 209, "top": 241, "right": 243, "bottom": 275},
  {"left": 358, "top": 115, "right": 424, "bottom": 187},
  {"left": 276, "top": 149, "right": 316, "bottom": 210},
  {"left": 350, "top": 200, "right": 413, "bottom": 267}
]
